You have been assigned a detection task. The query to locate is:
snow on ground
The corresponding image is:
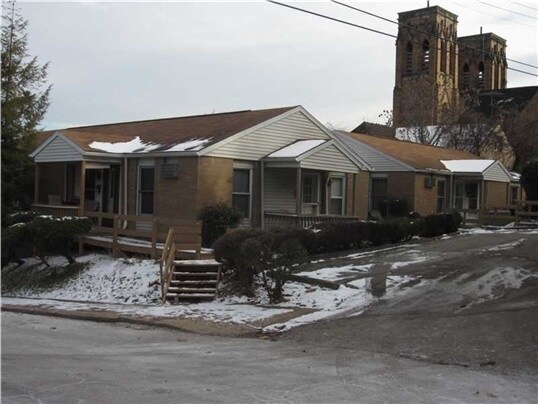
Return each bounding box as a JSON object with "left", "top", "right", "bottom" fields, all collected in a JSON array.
[
  {"left": 454, "top": 267, "right": 537, "bottom": 309},
  {"left": 4, "top": 226, "right": 535, "bottom": 331},
  {"left": 295, "top": 264, "right": 372, "bottom": 281},
  {"left": 13, "top": 254, "right": 161, "bottom": 304}
]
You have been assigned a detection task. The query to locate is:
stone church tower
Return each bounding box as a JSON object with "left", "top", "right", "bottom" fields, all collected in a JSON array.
[
  {"left": 392, "top": 5, "right": 507, "bottom": 128},
  {"left": 458, "top": 33, "right": 507, "bottom": 92}
]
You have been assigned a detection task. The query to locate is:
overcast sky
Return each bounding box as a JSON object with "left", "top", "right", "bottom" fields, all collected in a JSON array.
[{"left": 19, "top": 1, "right": 538, "bottom": 131}]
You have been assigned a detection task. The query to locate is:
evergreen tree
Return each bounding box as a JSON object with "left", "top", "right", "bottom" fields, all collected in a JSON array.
[{"left": 1, "top": 0, "right": 51, "bottom": 211}]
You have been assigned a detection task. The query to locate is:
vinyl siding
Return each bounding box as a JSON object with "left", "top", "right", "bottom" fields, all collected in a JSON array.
[
  {"left": 34, "top": 136, "right": 83, "bottom": 162},
  {"left": 483, "top": 161, "right": 511, "bottom": 182},
  {"left": 336, "top": 133, "right": 412, "bottom": 172},
  {"left": 300, "top": 145, "right": 359, "bottom": 173},
  {"left": 207, "top": 111, "right": 329, "bottom": 160},
  {"left": 264, "top": 168, "right": 296, "bottom": 213}
]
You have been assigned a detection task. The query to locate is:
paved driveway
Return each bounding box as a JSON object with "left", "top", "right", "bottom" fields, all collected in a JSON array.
[
  {"left": 285, "top": 231, "right": 538, "bottom": 376},
  {"left": 2, "top": 312, "right": 536, "bottom": 404}
]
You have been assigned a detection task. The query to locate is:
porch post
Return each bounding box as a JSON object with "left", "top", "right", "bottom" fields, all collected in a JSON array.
[
  {"left": 296, "top": 167, "right": 302, "bottom": 214},
  {"left": 79, "top": 161, "right": 86, "bottom": 216},
  {"left": 34, "top": 164, "right": 40, "bottom": 204}
]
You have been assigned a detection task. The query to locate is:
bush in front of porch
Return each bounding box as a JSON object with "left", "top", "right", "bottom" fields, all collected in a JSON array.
[
  {"left": 198, "top": 203, "right": 243, "bottom": 248},
  {"left": 2, "top": 214, "right": 92, "bottom": 267},
  {"left": 214, "top": 212, "right": 462, "bottom": 301}
]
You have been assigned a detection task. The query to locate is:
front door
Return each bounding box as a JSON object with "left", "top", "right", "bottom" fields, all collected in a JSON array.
[
  {"left": 301, "top": 174, "right": 320, "bottom": 215},
  {"left": 454, "top": 181, "right": 479, "bottom": 210}
]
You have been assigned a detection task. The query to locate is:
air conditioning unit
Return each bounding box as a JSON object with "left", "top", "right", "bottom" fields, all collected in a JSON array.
[
  {"left": 424, "top": 176, "right": 436, "bottom": 188},
  {"left": 161, "top": 164, "right": 178, "bottom": 178}
]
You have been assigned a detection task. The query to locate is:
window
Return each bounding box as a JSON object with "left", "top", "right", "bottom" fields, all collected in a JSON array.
[
  {"left": 302, "top": 175, "right": 319, "bottom": 204},
  {"left": 421, "top": 40, "right": 430, "bottom": 72},
  {"left": 232, "top": 169, "right": 251, "bottom": 218},
  {"left": 478, "top": 62, "right": 485, "bottom": 89},
  {"left": 462, "top": 63, "right": 470, "bottom": 89},
  {"left": 371, "top": 178, "right": 388, "bottom": 216},
  {"left": 437, "top": 180, "right": 446, "bottom": 213},
  {"left": 329, "top": 177, "right": 345, "bottom": 215},
  {"left": 440, "top": 40, "right": 447, "bottom": 73},
  {"left": 405, "top": 42, "right": 413, "bottom": 74},
  {"left": 510, "top": 186, "right": 519, "bottom": 205},
  {"left": 454, "top": 182, "right": 464, "bottom": 210},
  {"left": 138, "top": 167, "right": 155, "bottom": 214}
]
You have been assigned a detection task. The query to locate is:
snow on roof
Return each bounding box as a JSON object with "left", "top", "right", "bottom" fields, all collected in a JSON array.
[
  {"left": 89, "top": 136, "right": 212, "bottom": 153},
  {"left": 441, "top": 159, "right": 495, "bottom": 172},
  {"left": 267, "top": 139, "right": 326, "bottom": 158},
  {"left": 89, "top": 136, "right": 161, "bottom": 153},
  {"left": 510, "top": 172, "right": 521, "bottom": 180},
  {"left": 166, "top": 138, "right": 212, "bottom": 152}
]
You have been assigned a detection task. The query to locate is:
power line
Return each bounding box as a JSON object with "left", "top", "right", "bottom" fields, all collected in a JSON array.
[
  {"left": 265, "top": 0, "right": 396, "bottom": 39},
  {"left": 331, "top": 0, "right": 538, "bottom": 70},
  {"left": 510, "top": 1, "right": 538, "bottom": 12},
  {"left": 266, "top": 0, "right": 538, "bottom": 77},
  {"left": 450, "top": 1, "right": 537, "bottom": 29},
  {"left": 477, "top": 1, "right": 538, "bottom": 20}
]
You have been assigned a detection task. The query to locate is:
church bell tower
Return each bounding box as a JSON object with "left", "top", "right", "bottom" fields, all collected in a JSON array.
[{"left": 393, "top": 6, "right": 459, "bottom": 127}]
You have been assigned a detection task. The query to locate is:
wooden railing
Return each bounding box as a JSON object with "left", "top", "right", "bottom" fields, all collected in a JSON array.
[
  {"left": 32, "top": 204, "right": 80, "bottom": 217},
  {"left": 479, "top": 201, "right": 538, "bottom": 226},
  {"left": 80, "top": 212, "right": 203, "bottom": 259},
  {"left": 264, "top": 212, "right": 360, "bottom": 229},
  {"left": 159, "top": 229, "right": 177, "bottom": 303}
]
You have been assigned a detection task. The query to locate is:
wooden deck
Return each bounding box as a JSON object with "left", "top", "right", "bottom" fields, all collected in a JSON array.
[{"left": 79, "top": 211, "right": 212, "bottom": 259}]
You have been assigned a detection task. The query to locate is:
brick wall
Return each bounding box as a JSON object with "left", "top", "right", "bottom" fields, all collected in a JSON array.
[
  {"left": 347, "top": 171, "right": 370, "bottom": 219},
  {"left": 485, "top": 181, "right": 508, "bottom": 208},
  {"left": 196, "top": 156, "right": 233, "bottom": 212}
]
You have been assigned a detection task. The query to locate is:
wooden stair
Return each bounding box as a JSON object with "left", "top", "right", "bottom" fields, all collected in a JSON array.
[{"left": 165, "top": 260, "right": 221, "bottom": 302}]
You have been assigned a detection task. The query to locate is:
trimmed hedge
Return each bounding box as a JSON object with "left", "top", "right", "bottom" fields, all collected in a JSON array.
[
  {"left": 198, "top": 203, "right": 243, "bottom": 248},
  {"left": 1, "top": 214, "right": 92, "bottom": 266}
]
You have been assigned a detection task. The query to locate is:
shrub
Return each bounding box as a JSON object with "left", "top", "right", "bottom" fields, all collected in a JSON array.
[
  {"left": 270, "top": 227, "right": 318, "bottom": 255},
  {"left": 261, "top": 238, "right": 307, "bottom": 303},
  {"left": 213, "top": 229, "right": 271, "bottom": 295},
  {"left": 521, "top": 161, "right": 538, "bottom": 202},
  {"left": 314, "top": 221, "right": 364, "bottom": 253},
  {"left": 198, "top": 203, "right": 243, "bottom": 248},
  {"left": 365, "top": 218, "right": 418, "bottom": 246},
  {"left": 387, "top": 198, "right": 410, "bottom": 218},
  {"left": 1, "top": 223, "right": 31, "bottom": 266},
  {"left": 26, "top": 216, "right": 92, "bottom": 265},
  {"left": 419, "top": 212, "right": 462, "bottom": 237},
  {"left": 2, "top": 210, "right": 37, "bottom": 228}
]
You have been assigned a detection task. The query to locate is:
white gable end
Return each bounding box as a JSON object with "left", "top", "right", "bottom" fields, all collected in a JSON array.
[
  {"left": 33, "top": 135, "right": 83, "bottom": 162},
  {"left": 483, "top": 161, "right": 511, "bottom": 182},
  {"left": 301, "top": 144, "right": 359, "bottom": 173},
  {"left": 206, "top": 111, "right": 330, "bottom": 160}
]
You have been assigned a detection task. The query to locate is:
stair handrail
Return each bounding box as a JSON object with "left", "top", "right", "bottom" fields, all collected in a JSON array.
[
  {"left": 162, "top": 242, "right": 177, "bottom": 302},
  {"left": 160, "top": 228, "right": 176, "bottom": 301}
]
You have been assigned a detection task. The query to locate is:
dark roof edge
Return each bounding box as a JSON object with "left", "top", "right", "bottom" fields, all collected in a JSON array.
[{"left": 50, "top": 106, "right": 299, "bottom": 132}]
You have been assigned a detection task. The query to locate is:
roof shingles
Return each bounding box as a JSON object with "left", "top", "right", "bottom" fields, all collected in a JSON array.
[
  {"left": 37, "top": 106, "right": 298, "bottom": 153},
  {"left": 343, "top": 132, "right": 481, "bottom": 170}
]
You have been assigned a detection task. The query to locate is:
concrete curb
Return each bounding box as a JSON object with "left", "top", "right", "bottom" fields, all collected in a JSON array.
[{"left": 1, "top": 304, "right": 263, "bottom": 338}]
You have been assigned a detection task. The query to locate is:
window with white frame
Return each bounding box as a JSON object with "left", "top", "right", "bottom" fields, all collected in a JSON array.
[
  {"left": 233, "top": 168, "right": 251, "bottom": 218},
  {"left": 329, "top": 176, "right": 345, "bottom": 215},
  {"left": 138, "top": 167, "right": 155, "bottom": 214},
  {"left": 302, "top": 174, "right": 319, "bottom": 204}
]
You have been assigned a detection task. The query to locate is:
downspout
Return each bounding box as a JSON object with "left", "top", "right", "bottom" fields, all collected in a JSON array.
[
  {"left": 260, "top": 161, "right": 265, "bottom": 230},
  {"left": 123, "top": 156, "right": 128, "bottom": 229}
]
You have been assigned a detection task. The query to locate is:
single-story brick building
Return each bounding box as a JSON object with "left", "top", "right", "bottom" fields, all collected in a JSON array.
[
  {"left": 334, "top": 131, "right": 521, "bottom": 216},
  {"left": 30, "top": 106, "right": 369, "bottom": 228}
]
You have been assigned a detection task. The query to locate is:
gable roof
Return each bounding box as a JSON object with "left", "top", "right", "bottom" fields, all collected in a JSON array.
[
  {"left": 35, "top": 106, "right": 298, "bottom": 154},
  {"left": 340, "top": 132, "right": 481, "bottom": 170},
  {"left": 352, "top": 121, "right": 395, "bottom": 139}
]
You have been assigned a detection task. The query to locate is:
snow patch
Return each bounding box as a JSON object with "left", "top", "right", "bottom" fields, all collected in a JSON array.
[
  {"left": 267, "top": 140, "right": 326, "bottom": 158},
  {"left": 89, "top": 136, "right": 161, "bottom": 153}
]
